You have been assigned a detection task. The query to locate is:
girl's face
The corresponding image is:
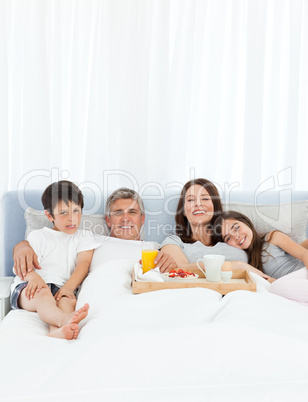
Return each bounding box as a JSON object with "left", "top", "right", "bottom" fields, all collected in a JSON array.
[
  {"left": 184, "top": 185, "right": 214, "bottom": 226},
  {"left": 221, "top": 218, "right": 253, "bottom": 249}
]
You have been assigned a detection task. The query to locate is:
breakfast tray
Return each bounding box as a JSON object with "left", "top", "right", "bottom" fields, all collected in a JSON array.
[{"left": 132, "top": 268, "right": 256, "bottom": 295}]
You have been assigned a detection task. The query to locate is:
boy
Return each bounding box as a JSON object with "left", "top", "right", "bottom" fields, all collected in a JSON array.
[{"left": 10, "top": 180, "right": 100, "bottom": 340}]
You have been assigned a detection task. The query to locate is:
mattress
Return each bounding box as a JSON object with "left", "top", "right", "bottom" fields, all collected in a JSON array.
[{"left": 1, "top": 259, "right": 308, "bottom": 401}]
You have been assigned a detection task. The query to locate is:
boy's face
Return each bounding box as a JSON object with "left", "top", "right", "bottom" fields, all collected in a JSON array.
[{"left": 45, "top": 200, "right": 82, "bottom": 234}]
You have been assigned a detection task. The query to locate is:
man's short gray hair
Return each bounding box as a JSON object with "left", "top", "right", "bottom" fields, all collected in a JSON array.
[{"left": 105, "top": 187, "right": 145, "bottom": 216}]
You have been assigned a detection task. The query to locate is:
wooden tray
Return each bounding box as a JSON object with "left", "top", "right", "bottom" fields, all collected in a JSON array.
[{"left": 132, "top": 268, "right": 256, "bottom": 295}]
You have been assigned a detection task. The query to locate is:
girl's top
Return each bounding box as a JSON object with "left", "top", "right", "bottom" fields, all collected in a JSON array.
[
  {"left": 262, "top": 238, "right": 304, "bottom": 279},
  {"left": 161, "top": 235, "right": 248, "bottom": 263}
]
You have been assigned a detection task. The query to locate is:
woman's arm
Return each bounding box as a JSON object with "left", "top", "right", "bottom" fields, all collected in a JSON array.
[
  {"left": 270, "top": 231, "right": 308, "bottom": 268},
  {"left": 160, "top": 245, "right": 189, "bottom": 266},
  {"left": 13, "top": 240, "right": 41, "bottom": 279},
  {"left": 159, "top": 244, "right": 198, "bottom": 272},
  {"left": 161, "top": 244, "right": 276, "bottom": 281},
  {"left": 160, "top": 244, "right": 212, "bottom": 272},
  {"left": 154, "top": 250, "right": 177, "bottom": 272},
  {"left": 300, "top": 239, "right": 308, "bottom": 250}
]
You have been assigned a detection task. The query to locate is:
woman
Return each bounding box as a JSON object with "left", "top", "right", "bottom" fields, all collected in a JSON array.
[{"left": 161, "top": 179, "right": 268, "bottom": 277}]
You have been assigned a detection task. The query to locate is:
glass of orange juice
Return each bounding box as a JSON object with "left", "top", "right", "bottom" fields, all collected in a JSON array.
[{"left": 141, "top": 241, "right": 159, "bottom": 273}]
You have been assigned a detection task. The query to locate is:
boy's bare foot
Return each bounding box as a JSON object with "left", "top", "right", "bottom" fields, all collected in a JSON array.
[
  {"left": 69, "top": 303, "right": 89, "bottom": 325},
  {"left": 48, "top": 304, "right": 89, "bottom": 340},
  {"left": 48, "top": 323, "right": 79, "bottom": 340}
]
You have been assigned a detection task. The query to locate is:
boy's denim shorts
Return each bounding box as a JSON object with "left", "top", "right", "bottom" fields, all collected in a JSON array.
[{"left": 10, "top": 283, "right": 61, "bottom": 310}]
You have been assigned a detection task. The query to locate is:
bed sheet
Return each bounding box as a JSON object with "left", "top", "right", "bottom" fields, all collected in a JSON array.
[{"left": 1, "top": 260, "right": 308, "bottom": 402}]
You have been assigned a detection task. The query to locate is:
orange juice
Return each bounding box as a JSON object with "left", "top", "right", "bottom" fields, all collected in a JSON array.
[{"left": 142, "top": 249, "right": 158, "bottom": 273}]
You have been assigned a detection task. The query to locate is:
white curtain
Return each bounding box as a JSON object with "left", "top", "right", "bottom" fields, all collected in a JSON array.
[{"left": 1, "top": 0, "right": 307, "bottom": 201}]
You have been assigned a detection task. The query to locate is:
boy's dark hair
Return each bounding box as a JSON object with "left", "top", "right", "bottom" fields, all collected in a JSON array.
[{"left": 41, "top": 180, "right": 84, "bottom": 217}]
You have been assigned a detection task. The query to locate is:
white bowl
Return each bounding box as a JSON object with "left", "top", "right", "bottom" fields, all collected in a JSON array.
[{"left": 221, "top": 271, "right": 232, "bottom": 283}]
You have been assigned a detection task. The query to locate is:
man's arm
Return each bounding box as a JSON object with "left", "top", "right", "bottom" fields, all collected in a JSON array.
[
  {"left": 13, "top": 240, "right": 41, "bottom": 279},
  {"left": 22, "top": 271, "right": 48, "bottom": 300}
]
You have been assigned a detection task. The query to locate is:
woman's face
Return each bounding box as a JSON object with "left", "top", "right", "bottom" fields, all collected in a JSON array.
[
  {"left": 184, "top": 185, "right": 214, "bottom": 226},
  {"left": 221, "top": 218, "right": 253, "bottom": 249}
]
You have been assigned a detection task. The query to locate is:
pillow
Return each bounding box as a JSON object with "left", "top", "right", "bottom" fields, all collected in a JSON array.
[
  {"left": 24, "top": 207, "right": 110, "bottom": 238},
  {"left": 223, "top": 200, "right": 308, "bottom": 243}
]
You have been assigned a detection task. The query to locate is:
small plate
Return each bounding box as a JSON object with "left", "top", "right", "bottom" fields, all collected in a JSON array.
[{"left": 161, "top": 272, "right": 199, "bottom": 282}]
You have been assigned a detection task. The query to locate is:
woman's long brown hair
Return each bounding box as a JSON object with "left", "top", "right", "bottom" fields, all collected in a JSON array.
[
  {"left": 212, "top": 211, "right": 272, "bottom": 272},
  {"left": 175, "top": 178, "right": 223, "bottom": 244}
]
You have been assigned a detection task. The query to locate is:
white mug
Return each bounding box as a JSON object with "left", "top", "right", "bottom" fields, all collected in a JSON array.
[{"left": 196, "top": 254, "right": 225, "bottom": 282}]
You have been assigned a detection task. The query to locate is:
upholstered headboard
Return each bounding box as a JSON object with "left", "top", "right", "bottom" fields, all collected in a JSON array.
[
  {"left": 2, "top": 189, "right": 308, "bottom": 276},
  {"left": 2, "top": 189, "right": 179, "bottom": 276}
]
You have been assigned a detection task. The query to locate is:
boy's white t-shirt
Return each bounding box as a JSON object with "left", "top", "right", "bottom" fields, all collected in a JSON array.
[{"left": 12, "top": 227, "right": 101, "bottom": 291}]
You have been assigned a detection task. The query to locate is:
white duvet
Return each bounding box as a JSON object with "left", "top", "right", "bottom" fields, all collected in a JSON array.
[{"left": 1, "top": 260, "right": 308, "bottom": 402}]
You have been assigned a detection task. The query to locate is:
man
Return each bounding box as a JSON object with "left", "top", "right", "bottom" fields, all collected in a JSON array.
[{"left": 13, "top": 187, "right": 176, "bottom": 278}]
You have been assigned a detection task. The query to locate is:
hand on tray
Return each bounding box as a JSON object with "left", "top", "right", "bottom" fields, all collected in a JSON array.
[{"left": 139, "top": 250, "right": 177, "bottom": 273}]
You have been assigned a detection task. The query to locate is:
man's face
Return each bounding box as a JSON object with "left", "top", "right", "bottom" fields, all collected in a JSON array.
[{"left": 106, "top": 198, "right": 145, "bottom": 240}]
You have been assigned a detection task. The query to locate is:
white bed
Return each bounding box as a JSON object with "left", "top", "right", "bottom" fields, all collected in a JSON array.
[
  {"left": 2, "top": 189, "right": 308, "bottom": 401},
  {"left": 1, "top": 258, "right": 308, "bottom": 402}
]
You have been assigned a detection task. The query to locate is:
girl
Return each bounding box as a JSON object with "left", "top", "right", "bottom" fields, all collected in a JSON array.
[{"left": 213, "top": 210, "right": 308, "bottom": 303}]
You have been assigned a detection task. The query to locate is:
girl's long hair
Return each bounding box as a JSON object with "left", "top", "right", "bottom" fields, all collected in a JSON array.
[
  {"left": 175, "top": 178, "right": 223, "bottom": 244},
  {"left": 212, "top": 211, "right": 272, "bottom": 272}
]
